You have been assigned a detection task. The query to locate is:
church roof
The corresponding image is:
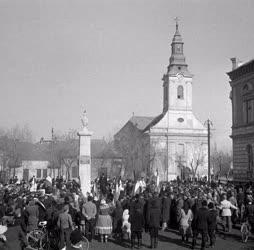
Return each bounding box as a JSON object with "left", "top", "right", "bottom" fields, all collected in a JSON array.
[
  {"left": 129, "top": 116, "right": 155, "bottom": 131},
  {"left": 143, "top": 113, "right": 165, "bottom": 131}
]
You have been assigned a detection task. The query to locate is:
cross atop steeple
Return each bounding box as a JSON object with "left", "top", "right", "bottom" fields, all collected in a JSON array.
[{"left": 174, "top": 17, "right": 179, "bottom": 31}]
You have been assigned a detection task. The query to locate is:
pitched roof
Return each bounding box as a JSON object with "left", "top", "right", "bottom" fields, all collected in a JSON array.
[
  {"left": 91, "top": 139, "right": 108, "bottom": 157},
  {"left": 143, "top": 113, "right": 165, "bottom": 131},
  {"left": 129, "top": 116, "right": 155, "bottom": 131}
]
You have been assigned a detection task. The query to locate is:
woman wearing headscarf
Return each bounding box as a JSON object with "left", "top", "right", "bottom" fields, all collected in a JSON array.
[{"left": 95, "top": 199, "right": 112, "bottom": 243}]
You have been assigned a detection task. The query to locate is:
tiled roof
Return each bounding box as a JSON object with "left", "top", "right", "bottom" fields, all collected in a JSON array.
[
  {"left": 129, "top": 116, "right": 155, "bottom": 131},
  {"left": 143, "top": 113, "right": 165, "bottom": 131},
  {"left": 91, "top": 139, "right": 122, "bottom": 158}
]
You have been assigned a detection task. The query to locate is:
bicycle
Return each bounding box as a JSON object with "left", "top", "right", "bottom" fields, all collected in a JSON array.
[
  {"left": 70, "top": 235, "right": 89, "bottom": 250},
  {"left": 26, "top": 221, "right": 48, "bottom": 250}
]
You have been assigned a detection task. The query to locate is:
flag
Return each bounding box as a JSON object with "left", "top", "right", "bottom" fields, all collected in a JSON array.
[
  {"left": 155, "top": 168, "right": 160, "bottom": 187},
  {"left": 134, "top": 181, "right": 140, "bottom": 195}
]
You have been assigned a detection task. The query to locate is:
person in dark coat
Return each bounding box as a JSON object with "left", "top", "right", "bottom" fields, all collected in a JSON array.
[
  {"left": 111, "top": 200, "right": 123, "bottom": 239},
  {"left": 99, "top": 174, "right": 108, "bottom": 197},
  {"left": 129, "top": 195, "right": 144, "bottom": 249},
  {"left": 192, "top": 200, "right": 209, "bottom": 250},
  {"left": 25, "top": 200, "right": 39, "bottom": 232},
  {"left": 161, "top": 192, "right": 171, "bottom": 231},
  {"left": 244, "top": 198, "right": 254, "bottom": 233},
  {"left": 207, "top": 202, "right": 218, "bottom": 248},
  {"left": 147, "top": 192, "right": 161, "bottom": 249}
]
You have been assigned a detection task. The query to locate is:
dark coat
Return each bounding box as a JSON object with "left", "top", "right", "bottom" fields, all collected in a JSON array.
[
  {"left": 130, "top": 202, "right": 144, "bottom": 232},
  {"left": 112, "top": 203, "right": 123, "bottom": 233},
  {"left": 245, "top": 203, "right": 254, "bottom": 224},
  {"left": 161, "top": 196, "right": 171, "bottom": 223},
  {"left": 193, "top": 206, "right": 209, "bottom": 231},
  {"left": 147, "top": 197, "right": 161, "bottom": 228},
  {"left": 207, "top": 209, "right": 218, "bottom": 230}
]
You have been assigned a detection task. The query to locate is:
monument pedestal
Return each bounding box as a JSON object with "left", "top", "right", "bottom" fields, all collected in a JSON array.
[{"left": 78, "top": 127, "right": 93, "bottom": 197}]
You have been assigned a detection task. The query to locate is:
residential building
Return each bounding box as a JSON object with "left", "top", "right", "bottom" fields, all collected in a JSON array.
[{"left": 227, "top": 58, "right": 254, "bottom": 181}]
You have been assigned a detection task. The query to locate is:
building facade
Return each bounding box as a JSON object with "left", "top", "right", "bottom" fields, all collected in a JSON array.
[
  {"left": 227, "top": 58, "right": 254, "bottom": 182},
  {"left": 115, "top": 22, "right": 208, "bottom": 181},
  {"left": 12, "top": 139, "right": 123, "bottom": 182}
]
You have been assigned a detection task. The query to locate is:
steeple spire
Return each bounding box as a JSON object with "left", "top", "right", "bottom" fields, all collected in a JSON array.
[
  {"left": 175, "top": 17, "right": 179, "bottom": 33},
  {"left": 167, "top": 18, "right": 191, "bottom": 77}
]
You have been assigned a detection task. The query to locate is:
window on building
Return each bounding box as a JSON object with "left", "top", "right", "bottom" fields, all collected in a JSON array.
[
  {"left": 246, "top": 144, "right": 253, "bottom": 171},
  {"left": 72, "top": 166, "right": 78, "bottom": 178},
  {"left": 23, "top": 169, "right": 29, "bottom": 182},
  {"left": 43, "top": 169, "right": 47, "bottom": 178},
  {"left": 243, "top": 99, "right": 254, "bottom": 124},
  {"left": 178, "top": 144, "right": 185, "bottom": 157},
  {"left": 177, "top": 85, "right": 184, "bottom": 99},
  {"left": 243, "top": 84, "right": 249, "bottom": 92},
  {"left": 36, "top": 169, "right": 41, "bottom": 179}
]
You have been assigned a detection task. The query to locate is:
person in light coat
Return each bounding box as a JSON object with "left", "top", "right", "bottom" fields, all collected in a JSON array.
[
  {"left": 179, "top": 207, "right": 193, "bottom": 242},
  {"left": 219, "top": 194, "right": 238, "bottom": 233}
]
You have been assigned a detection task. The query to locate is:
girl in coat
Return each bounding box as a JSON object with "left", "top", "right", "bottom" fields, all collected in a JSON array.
[
  {"left": 122, "top": 209, "right": 131, "bottom": 239},
  {"left": 179, "top": 206, "right": 193, "bottom": 242}
]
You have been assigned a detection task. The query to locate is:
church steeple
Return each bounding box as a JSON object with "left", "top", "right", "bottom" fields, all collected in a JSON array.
[
  {"left": 163, "top": 19, "right": 193, "bottom": 113},
  {"left": 167, "top": 18, "right": 191, "bottom": 77}
]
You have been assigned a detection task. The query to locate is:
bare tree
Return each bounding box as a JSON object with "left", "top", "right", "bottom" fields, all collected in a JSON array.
[
  {"left": 211, "top": 145, "right": 232, "bottom": 179},
  {"left": 188, "top": 144, "right": 206, "bottom": 179},
  {"left": 0, "top": 124, "right": 34, "bottom": 180},
  {"left": 52, "top": 129, "right": 78, "bottom": 180}
]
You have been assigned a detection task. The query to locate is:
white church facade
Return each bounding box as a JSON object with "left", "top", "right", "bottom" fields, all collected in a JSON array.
[{"left": 114, "top": 22, "right": 208, "bottom": 181}]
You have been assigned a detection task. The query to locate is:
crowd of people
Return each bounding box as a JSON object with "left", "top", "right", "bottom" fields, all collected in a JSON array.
[{"left": 0, "top": 174, "right": 253, "bottom": 250}]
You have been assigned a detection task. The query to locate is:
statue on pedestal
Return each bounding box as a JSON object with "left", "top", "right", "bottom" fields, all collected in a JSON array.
[{"left": 81, "top": 110, "right": 89, "bottom": 130}]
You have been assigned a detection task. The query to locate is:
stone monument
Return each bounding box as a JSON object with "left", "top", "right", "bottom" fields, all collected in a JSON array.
[{"left": 78, "top": 110, "right": 93, "bottom": 196}]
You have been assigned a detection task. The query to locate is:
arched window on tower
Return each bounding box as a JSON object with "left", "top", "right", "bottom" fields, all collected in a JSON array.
[{"left": 177, "top": 85, "right": 184, "bottom": 99}]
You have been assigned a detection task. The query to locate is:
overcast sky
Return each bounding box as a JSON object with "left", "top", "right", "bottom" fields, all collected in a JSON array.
[{"left": 0, "top": 0, "right": 253, "bottom": 151}]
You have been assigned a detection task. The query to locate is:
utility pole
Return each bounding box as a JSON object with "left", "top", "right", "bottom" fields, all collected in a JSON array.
[
  {"left": 205, "top": 119, "right": 212, "bottom": 184},
  {"left": 40, "top": 128, "right": 57, "bottom": 178}
]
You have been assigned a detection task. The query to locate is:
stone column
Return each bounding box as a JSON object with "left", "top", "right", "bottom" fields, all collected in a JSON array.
[{"left": 78, "top": 111, "right": 93, "bottom": 197}]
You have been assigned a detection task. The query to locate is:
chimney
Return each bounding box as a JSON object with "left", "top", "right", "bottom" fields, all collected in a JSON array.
[{"left": 230, "top": 57, "right": 238, "bottom": 70}]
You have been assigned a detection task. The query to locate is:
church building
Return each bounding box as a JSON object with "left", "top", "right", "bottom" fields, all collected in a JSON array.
[{"left": 114, "top": 22, "right": 208, "bottom": 181}]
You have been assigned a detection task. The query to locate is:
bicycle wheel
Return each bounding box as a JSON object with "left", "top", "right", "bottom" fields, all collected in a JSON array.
[
  {"left": 40, "top": 232, "right": 49, "bottom": 250},
  {"left": 27, "top": 229, "right": 45, "bottom": 250},
  {"left": 80, "top": 236, "right": 89, "bottom": 250},
  {"left": 71, "top": 236, "right": 89, "bottom": 250}
]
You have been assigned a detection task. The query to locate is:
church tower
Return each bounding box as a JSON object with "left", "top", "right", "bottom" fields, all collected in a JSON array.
[{"left": 163, "top": 19, "right": 193, "bottom": 113}]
